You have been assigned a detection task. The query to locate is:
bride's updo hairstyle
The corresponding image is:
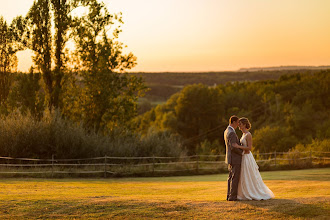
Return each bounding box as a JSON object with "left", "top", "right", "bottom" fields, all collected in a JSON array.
[{"left": 239, "top": 117, "right": 251, "bottom": 130}]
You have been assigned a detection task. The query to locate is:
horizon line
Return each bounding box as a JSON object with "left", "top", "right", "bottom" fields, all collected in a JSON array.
[{"left": 128, "top": 65, "right": 330, "bottom": 73}]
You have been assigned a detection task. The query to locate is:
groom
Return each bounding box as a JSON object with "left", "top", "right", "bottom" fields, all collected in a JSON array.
[{"left": 224, "top": 115, "right": 243, "bottom": 201}]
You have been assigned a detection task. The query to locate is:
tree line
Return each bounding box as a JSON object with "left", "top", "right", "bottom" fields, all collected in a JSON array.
[
  {"left": 134, "top": 71, "right": 330, "bottom": 155},
  {"left": 132, "top": 70, "right": 323, "bottom": 111},
  {"left": 0, "top": 1, "right": 329, "bottom": 159},
  {"left": 0, "top": 0, "right": 147, "bottom": 133}
]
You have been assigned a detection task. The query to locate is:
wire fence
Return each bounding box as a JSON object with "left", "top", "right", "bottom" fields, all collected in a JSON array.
[{"left": 0, "top": 151, "right": 329, "bottom": 177}]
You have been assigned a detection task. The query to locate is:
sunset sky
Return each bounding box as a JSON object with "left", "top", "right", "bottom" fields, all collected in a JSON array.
[{"left": 1, "top": 0, "right": 330, "bottom": 72}]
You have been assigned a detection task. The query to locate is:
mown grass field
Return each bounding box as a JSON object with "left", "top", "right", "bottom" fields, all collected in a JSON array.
[{"left": 0, "top": 168, "right": 329, "bottom": 219}]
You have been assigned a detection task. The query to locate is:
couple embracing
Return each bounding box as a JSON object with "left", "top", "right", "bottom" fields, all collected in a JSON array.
[{"left": 224, "top": 116, "right": 274, "bottom": 201}]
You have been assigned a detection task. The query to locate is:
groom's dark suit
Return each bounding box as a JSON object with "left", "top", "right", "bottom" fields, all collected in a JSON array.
[{"left": 224, "top": 126, "right": 243, "bottom": 201}]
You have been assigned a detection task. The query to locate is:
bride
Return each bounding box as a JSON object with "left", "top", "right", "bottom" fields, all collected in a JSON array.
[{"left": 233, "top": 117, "right": 275, "bottom": 200}]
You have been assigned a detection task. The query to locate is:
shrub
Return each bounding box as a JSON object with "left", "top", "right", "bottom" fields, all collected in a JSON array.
[
  {"left": 0, "top": 112, "right": 183, "bottom": 159},
  {"left": 253, "top": 126, "right": 297, "bottom": 152}
]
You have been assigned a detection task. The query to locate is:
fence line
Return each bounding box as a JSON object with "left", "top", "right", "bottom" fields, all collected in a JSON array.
[
  {"left": 0, "top": 151, "right": 328, "bottom": 161},
  {"left": 0, "top": 151, "right": 329, "bottom": 177}
]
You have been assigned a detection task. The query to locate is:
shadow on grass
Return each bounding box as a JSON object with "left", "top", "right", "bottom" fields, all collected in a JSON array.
[{"left": 239, "top": 198, "right": 329, "bottom": 219}]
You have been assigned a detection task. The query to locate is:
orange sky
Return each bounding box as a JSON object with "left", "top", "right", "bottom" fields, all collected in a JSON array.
[{"left": 1, "top": 0, "right": 330, "bottom": 72}]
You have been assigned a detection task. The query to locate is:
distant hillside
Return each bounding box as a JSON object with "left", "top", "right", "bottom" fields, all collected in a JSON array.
[
  {"left": 238, "top": 65, "right": 330, "bottom": 72},
  {"left": 131, "top": 69, "right": 329, "bottom": 86},
  {"left": 131, "top": 69, "right": 330, "bottom": 105}
]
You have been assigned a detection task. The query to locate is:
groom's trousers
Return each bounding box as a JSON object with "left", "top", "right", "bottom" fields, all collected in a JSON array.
[{"left": 227, "top": 163, "right": 241, "bottom": 200}]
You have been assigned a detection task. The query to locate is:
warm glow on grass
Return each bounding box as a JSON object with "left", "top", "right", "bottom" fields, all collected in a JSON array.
[{"left": 0, "top": 168, "right": 329, "bottom": 219}]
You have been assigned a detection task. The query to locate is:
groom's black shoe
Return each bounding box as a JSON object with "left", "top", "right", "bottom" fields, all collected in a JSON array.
[{"left": 228, "top": 197, "right": 237, "bottom": 201}]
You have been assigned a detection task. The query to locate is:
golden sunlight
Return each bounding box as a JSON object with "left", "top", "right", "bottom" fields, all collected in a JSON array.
[{"left": 1, "top": 0, "right": 330, "bottom": 72}]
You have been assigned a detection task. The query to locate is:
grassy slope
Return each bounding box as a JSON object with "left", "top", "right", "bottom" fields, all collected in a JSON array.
[{"left": 0, "top": 168, "right": 329, "bottom": 219}]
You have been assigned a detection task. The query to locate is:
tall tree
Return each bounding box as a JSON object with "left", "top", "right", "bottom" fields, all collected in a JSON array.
[
  {"left": 0, "top": 16, "right": 18, "bottom": 113},
  {"left": 49, "top": 0, "right": 92, "bottom": 108},
  {"left": 9, "top": 0, "right": 146, "bottom": 131},
  {"left": 66, "top": 1, "right": 147, "bottom": 131},
  {"left": 18, "top": 0, "right": 91, "bottom": 110},
  {"left": 26, "top": 0, "right": 53, "bottom": 110},
  {"left": 51, "top": 0, "right": 71, "bottom": 109}
]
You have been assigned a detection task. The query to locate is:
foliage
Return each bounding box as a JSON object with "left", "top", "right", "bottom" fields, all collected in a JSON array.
[
  {"left": 198, "top": 139, "right": 224, "bottom": 155},
  {"left": 136, "top": 71, "right": 330, "bottom": 154},
  {"left": 25, "top": 0, "right": 53, "bottom": 109},
  {"left": 253, "top": 126, "right": 297, "bottom": 152},
  {"left": 62, "top": 70, "right": 147, "bottom": 132},
  {"left": 95, "top": 128, "right": 182, "bottom": 158},
  {"left": 59, "top": 0, "right": 147, "bottom": 132},
  {"left": 135, "top": 84, "right": 225, "bottom": 154},
  {"left": 13, "top": 0, "right": 98, "bottom": 109},
  {"left": 1, "top": 1, "right": 147, "bottom": 134},
  {"left": 51, "top": 0, "right": 72, "bottom": 108},
  {"left": 291, "top": 139, "right": 330, "bottom": 154},
  {"left": 0, "top": 112, "right": 181, "bottom": 159},
  {"left": 1, "top": 1, "right": 329, "bottom": 158},
  {"left": 0, "top": 16, "right": 18, "bottom": 113},
  {"left": 7, "top": 69, "right": 45, "bottom": 119}
]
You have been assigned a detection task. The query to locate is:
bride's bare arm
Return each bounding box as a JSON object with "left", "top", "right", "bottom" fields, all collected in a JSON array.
[
  {"left": 233, "top": 133, "right": 253, "bottom": 153},
  {"left": 245, "top": 133, "right": 252, "bottom": 151}
]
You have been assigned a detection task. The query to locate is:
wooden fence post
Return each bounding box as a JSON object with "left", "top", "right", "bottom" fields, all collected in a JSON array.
[
  {"left": 104, "top": 155, "right": 107, "bottom": 178},
  {"left": 152, "top": 155, "right": 155, "bottom": 176},
  {"left": 51, "top": 154, "right": 54, "bottom": 178},
  {"left": 274, "top": 151, "right": 277, "bottom": 167},
  {"left": 196, "top": 155, "right": 199, "bottom": 174}
]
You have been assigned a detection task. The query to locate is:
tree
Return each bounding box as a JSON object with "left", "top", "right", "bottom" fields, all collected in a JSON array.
[
  {"left": 253, "top": 126, "right": 297, "bottom": 152},
  {"left": 25, "top": 0, "right": 53, "bottom": 110},
  {"left": 9, "top": 1, "right": 147, "bottom": 129},
  {"left": 63, "top": 1, "right": 147, "bottom": 132},
  {"left": 174, "top": 84, "right": 224, "bottom": 153},
  {"left": 13, "top": 0, "right": 96, "bottom": 110},
  {"left": 0, "top": 16, "right": 18, "bottom": 113},
  {"left": 8, "top": 69, "right": 45, "bottom": 119},
  {"left": 51, "top": 0, "right": 71, "bottom": 109}
]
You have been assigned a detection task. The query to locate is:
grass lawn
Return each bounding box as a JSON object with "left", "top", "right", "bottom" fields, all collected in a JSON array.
[{"left": 0, "top": 168, "right": 329, "bottom": 219}]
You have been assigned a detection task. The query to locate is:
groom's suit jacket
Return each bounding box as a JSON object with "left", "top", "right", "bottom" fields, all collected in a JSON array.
[{"left": 224, "top": 126, "right": 243, "bottom": 165}]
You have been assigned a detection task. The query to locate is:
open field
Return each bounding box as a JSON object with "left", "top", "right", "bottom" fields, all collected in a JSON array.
[{"left": 0, "top": 168, "right": 329, "bottom": 219}]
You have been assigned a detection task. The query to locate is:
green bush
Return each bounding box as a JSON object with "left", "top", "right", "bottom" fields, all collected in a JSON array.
[
  {"left": 96, "top": 128, "right": 182, "bottom": 158},
  {"left": 253, "top": 126, "right": 297, "bottom": 152},
  {"left": 0, "top": 112, "right": 183, "bottom": 159}
]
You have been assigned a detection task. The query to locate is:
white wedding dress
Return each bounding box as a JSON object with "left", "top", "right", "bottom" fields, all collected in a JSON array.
[{"left": 237, "top": 132, "right": 275, "bottom": 200}]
